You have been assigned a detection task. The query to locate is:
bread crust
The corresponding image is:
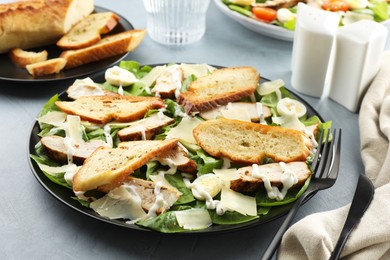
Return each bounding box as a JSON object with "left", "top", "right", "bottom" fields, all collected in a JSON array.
[
  {"left": 57, "top": 12, "right": 121, "bottom": 50},
  {"left": 9, "top": 48, "right": 48, "bottom": 67},
  {"left": 55, "top": 94, "right": 165, "bottom": 124},
  {"left": 60, "top": 29, "right": 146, "bottom": 69},
  {"left": 178, "top": 66, "right": 259, "bottom": 113},
  {"left": 26, "top": 57, "right": 67, "bottom": 77},
  {"left": 72, "top": 139, "right": 180, "bottom": 192},
  {"left": 0, "top": 0, "right": 94, "bottom": 53}
]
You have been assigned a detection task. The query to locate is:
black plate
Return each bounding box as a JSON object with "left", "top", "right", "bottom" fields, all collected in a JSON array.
[
  {"left": 0, "top": 6, "right": 133, "bottom": 83},
  {"left": 28, "top": 65, "right": 324, "bottom": 234}
]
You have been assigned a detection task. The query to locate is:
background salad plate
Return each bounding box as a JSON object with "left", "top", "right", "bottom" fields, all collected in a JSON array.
[{"left": 0, "top": 6, "right": 134, "bottom": 83}]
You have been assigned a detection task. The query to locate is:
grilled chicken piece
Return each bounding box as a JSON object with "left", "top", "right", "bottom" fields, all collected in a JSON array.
[
  {"left": 41, "top": 135, "right": 107, "bottom": 165},
  {"left": 199, "top": 102, "right": 272, "bottom": 122},
  {"left": 152, "top": 64, "right": 184, "bottom": 98},
  {"left": 230, "top": 162, "right": 312, "bottom": 194},
  {"left": 125, "top": 177, "right": 181, "bottom": 215},
  {"left": 155, "top": 146, "right": 198, "bottom": 175},
  {"left": 117, "top": 113, "right": 175, "bottom": 141}
]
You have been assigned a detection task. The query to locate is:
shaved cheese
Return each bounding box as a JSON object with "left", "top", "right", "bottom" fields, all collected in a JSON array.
[
  {"left": 175, "top": 208, "right": 212, "bottom": 230},
  {"left": 220, "top": 186, "right": 257, "bottom": 216},
  {"left": 180, "top": 63, "right": 216, "bottom": 78},
  {"left": 149, "top": 173, "right": 182, "bottom": 195},
  {"left": 220, "top": 104, "right": 252, "bottom": 122},
  {"left": 37, "top": 111, "right": 67, "bottom": 127},
  {"left": 66, "top": 115, "right": 83, "bottom": 145},
  {"left": 90, "top": 185, "right": 147, "bottom": 220},
  {"left": 139, "top": 65, "right": 167, "bottom": 90},
  {"left": 66, "top": 77, "right": 105, "bottom": 99},
  {"left": 257, "top": 79, "right": 284, "bottom": 100},
  {"left": 166, "top": 117, "right": 202, "bottom": 144},
  {"left": 213, "top": 168, "right": 240, "bottom": 181},
  {"left": 37, "top": 162, "right": 79, "bottom": 177}
]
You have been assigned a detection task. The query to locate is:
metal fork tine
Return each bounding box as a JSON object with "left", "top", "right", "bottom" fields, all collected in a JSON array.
[
  {"left": 311, "top": 129, "right": 324, "bottom": 172},
  {"left": 315, "top": 129, "right": 332, "bottom": 178},
  {"left": 329, "top": 129, "right": 342, "bottom": 179}
]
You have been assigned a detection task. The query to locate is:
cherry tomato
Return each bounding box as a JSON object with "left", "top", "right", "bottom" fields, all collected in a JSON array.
[
  {"left": 322, "top": 0, "right": 350, "bottom": 12},
  {"left": 252, "top": 7, "right": 277, "bottom": 23}
]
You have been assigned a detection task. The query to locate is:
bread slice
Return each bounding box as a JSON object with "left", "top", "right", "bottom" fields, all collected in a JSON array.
[
  {"left": 230, "top": 162, "right": 312, "bottom": 194},
  {"left": 26, "top": 57, "right": 67, "bottom": 77},
  {"left": 178, "top": 66, "right": 259, "bottom": 113},
  {"left": 9, "top": 48, "right": 48, "bottom": 67},
  {"left": 57, "top": 12, "right": 120, "bottom": 50},
  {"left": 55, "top": 94, "right": 165, "bottom": 124},
  {"left": 72, "top": 139, "right": 179, "bottom": 192},
  {"left": 193, "top": 118, "right": 312, "bottom": 164},
  {"left": 117, "top": 113, "right": 175, "bottom": 141},
  {"left": 41, "top": 135, "right": 107, "bottom": 165},
  {"left": 60, "top": 29, "right": 146, "bottom": 69}
]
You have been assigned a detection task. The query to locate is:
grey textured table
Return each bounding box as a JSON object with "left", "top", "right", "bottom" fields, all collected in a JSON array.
[{"left": 0, "top": 0, "right": 380, "bottom": 259}]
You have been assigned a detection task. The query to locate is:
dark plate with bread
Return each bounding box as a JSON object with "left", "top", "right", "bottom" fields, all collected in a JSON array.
[
  {"left": 28, "top": 63, "right": 326, "bottom": 234},
  {"left": 0, "top": 6, "right": 136, "bottom": 83}
]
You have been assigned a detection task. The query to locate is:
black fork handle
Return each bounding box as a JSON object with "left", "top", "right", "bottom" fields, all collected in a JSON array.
[{"left": 261, "top": 191, "right": 313, "bottom": 260}]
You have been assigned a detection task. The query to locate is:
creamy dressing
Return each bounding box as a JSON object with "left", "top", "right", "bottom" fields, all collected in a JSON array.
[
  {"left": 103, "top": 124, "right": 113, "bottom": 147},
  {"left": 64, "top": 163, "right": 78, "bottom": 186},
  {"left": 118, "top": 85, "right": 124, "bottom": 95},
  {"left": 63, "top": 136, "right": 75, "bottom": 163},
  {"left": 147, "top": 181, "right": 168, "bottom": 218},
  {"left": 158, "top": 158, "right": 178, "bottom": 175},
  {"left": 251, "top": 163, "right": 298, "bottom": 201},
  {"left": 256, "top": 102, "right": 267, "bottom": 124},
  {"left": 184, "top": 177, "right": 225, "bottom": 215},
  {"left": 303, "top": 129, "right": 318, "bottom": 153}
]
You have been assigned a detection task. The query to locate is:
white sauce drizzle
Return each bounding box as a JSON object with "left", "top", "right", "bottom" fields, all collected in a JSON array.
[
  {"left": 251, "top": 163, "right": 298, "bottom": 201},
  {"left": 63, "top": 137, "right": 75, "bottom": 163},
  {"left": 303, "top": 129, "right": 318, "bottom": 153},
  {"left": 256, "top": 102, "right": 267, "bottom": 124},
  {"left": 158, "top": 158, "right": 178, "bottom": 175},
  {"left": 118, "top": 84, "right": 124, "bottom": 95},
  {"left": 184, "top": 177, "right": 225, "bottom": 215},
  {"left": 147, "top": 181, "right": 167, "bottom": 218},
  {"left": 103, "top": 124, "right": 113, "bottom": 147}
]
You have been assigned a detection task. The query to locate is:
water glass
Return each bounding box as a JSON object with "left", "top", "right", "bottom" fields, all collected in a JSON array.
[{"left": 143, "top": 0, "right": 211, "bottom": 46}]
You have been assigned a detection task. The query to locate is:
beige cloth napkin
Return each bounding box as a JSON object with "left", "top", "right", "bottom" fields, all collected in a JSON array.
[{"left": 277, "top": 52, "right": 390, "bottom": 259}]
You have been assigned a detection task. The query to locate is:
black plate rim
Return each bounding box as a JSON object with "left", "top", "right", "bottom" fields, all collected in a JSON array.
[
  {"left": 28, "top": 63, "right": 324, "bottom": 235},
  {"left": 0, "top": 6, "right": 134, "bottom": 83}
]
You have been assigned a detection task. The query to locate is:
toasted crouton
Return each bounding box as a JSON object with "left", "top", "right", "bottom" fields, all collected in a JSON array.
[
  {"left": 55, "top": 94, "right": 165, "bottom": 124},
  {"left": 178, "top": 66, "right": 259, "bottom": 113},
  {"left": 72, "top": 139, "right": 179, "bottom": 192},
  {"left": 193, "top": 118, "right": 312, "bottom": 164}
]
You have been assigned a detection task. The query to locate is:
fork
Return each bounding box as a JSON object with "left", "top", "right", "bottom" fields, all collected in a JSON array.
[{"left": 261, "top": 128, "right": 342, "bottom": 260}]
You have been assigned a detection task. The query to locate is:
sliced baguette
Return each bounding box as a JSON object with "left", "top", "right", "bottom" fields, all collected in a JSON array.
[
  {"left": 55, "top": 94, "right": 165, "bottom": 124},
  {"left": 117, "top": 113, "right": 175, "bottom": 141},
  {"left": 72, "top": 139, "right": 179, "bottom": 192},
  {"left": 9, "top": 48, "right": 48, "bottom": 67},
  {"left": 41, "top": 135, "right": 107, "bottom": 165},
  {"left": 230, "top": 162, "right": 312, "bottom": 194},
  {"left": 57, "top": 12, "right": 121, "bottom": 50},
  {"left": 193, "top": 118, "right": 312, "bottom": 164},
  {"left": 26, "top": 57, "right": 67, "bottom": 77},
  {"left": 60, "top": 29, "right": 146, "bottom": 69},
  {"left": 178, "top": 66, "right": 259, "bottom": 113}
]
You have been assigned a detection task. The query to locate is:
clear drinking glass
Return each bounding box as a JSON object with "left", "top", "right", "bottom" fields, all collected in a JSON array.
[{"left": 143, "top": 0, "right": 211, "bottom": 46}]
